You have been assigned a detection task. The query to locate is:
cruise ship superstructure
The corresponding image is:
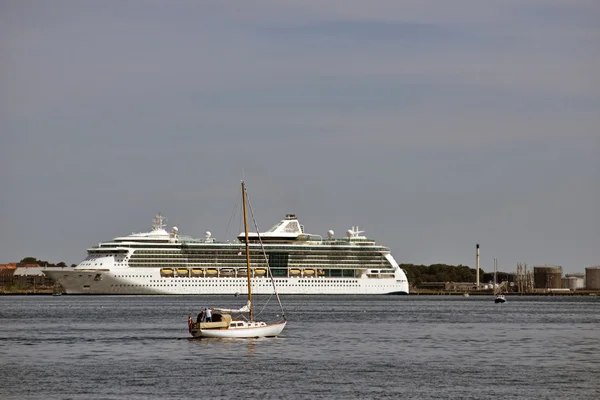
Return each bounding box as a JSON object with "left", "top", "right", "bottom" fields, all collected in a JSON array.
[{"left": 43, "top": 214, "right": 409, "bottom": 295}]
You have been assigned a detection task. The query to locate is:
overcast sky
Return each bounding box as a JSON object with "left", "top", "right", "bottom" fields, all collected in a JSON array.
[{"left": 1, "top": 0, "right": 598, "bottom": 274}]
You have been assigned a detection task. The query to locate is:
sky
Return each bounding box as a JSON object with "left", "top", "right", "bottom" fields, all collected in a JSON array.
[{"left": 1, "top": 0, "right": 598, "bottom": 274}]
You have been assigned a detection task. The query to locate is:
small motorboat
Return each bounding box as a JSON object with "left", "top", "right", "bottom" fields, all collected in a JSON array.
[{"left": 493, "top": 258, "right": 507, "bottom": 304}]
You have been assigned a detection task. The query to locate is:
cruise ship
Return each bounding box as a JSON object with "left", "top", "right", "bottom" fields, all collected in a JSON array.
[{"left": 43, "top": 214, "right": 410, "bottom": 295}]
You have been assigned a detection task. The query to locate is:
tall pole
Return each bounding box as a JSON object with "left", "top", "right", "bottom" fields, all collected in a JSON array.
[
  {"left": 476, "top": 244, "right": 480, "bottom": 289},
  {"left": 493, "top": 257, "right": 497, "bottom": 294},
  {"left": 241, "top": 181, "right": 253, "bottom": 322}
]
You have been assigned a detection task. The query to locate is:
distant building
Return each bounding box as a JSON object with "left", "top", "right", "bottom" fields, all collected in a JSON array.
[
  {"left": 533, "top": 265, "right": 562, "bottom": 289},
  {"left": 415, "top": 282, "right": 446, "bottom": 290},
  {"left": 444, "top": 282, "right": 479, "bottom": 291},
  {"left": 13, "top": 267, "right": 45, "bottom": 276},
  {"left": 0, "top": 264, "right": 17, "bottom": 286},
  {"left": 562, "top": 276, "right": 584, "bottom": 290},
  {"left": 586, "top": 266, "right": 600, "bottom": 290},
  {"left": 416, "top": 282, "right": 480, "bottom": 291},
  {"left": 4, "top": 264, "right": 54, "bottom": 287}
]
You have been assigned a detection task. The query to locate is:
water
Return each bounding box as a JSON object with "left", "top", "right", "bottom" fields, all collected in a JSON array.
[{"left": 1, "top": 295, "right": 599, "bottom": 399}]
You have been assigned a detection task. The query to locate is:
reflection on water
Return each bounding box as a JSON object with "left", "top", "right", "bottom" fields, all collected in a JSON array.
[
  {"left": 187, "top": 336, "right": 259, "bottom": 356},
  {"left": 0, "top": 295, "right": 599, "bottom": 399}
]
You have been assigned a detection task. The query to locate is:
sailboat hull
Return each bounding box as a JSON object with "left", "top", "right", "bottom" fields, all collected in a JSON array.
[{"left": 191, "top": 321, "right": 286, "bottom": 338}]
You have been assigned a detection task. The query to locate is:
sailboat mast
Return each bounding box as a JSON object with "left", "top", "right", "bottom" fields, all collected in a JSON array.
[
  {"left": 493, "top": 257, "right": 497, "bottom": 295},
  {"left": 241, "top": 181, "right": 253, "bottom": 322}
]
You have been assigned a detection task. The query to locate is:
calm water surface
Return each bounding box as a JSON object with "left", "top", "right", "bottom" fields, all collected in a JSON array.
[{"left": 1, "top": 295, "right": 599, "bottom": 399}]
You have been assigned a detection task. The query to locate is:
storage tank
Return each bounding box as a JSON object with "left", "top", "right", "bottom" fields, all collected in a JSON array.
[
  {"left": 566, "top": 273, "right": 586, "bottom": 288},
  {"left": 585, "top": 266, "right": 600, "bottom": 290},
  {"left": 566, "top": 273, "right": 585, "bottom": 278},
  {"left": 562, "top": 276, "right": 584, "bottom": 290},
  {"left": 534, "top": 265, "right": 563, "bottom": 289}
]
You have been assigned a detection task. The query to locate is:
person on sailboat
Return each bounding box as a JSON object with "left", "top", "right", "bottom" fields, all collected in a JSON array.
[
  {"left": 205, "top": 307, "right": 212, "bottom": 322},
  {"left": 197, "top": 309, "right": 205, "bottom": 323}
]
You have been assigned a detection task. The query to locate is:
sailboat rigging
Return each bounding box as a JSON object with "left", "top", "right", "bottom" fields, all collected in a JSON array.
[{"left": 187, "top": 181, "right": 287, "bottom": 338}]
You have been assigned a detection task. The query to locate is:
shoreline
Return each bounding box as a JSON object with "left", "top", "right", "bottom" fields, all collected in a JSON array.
[
  {"left": 1, "top": 289, "right": 598, "bottom": 296},
  {"left": 410, "top": 290, "right": 599, "bottom": 296}
]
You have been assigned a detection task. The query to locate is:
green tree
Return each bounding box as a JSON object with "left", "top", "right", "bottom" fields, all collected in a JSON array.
[
  {"left": 19, "top": 257, "right": 40, "bottom": 264},
  {"left": 401, "top": 263, "right": 487, "bottom": 284}
]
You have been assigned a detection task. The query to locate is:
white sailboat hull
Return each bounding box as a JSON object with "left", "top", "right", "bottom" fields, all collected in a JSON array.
[{"left": 191, "top": 321, "right": 287, "bottom": 338}]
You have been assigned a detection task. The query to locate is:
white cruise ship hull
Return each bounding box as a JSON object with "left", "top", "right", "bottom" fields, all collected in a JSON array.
[
  {"left": 43, "top": 267, "right": 409, "bottom": 295},
  {"left": 42, "top": 213, "right": 410, "bottom": 295}
]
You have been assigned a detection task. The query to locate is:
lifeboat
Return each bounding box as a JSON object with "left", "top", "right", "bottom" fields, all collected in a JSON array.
[
  {"left": 160, "top": 268, "right": 174, "bottom": 276},
  {"left": 289, "top": 269, "right": 301, "bottom": 276},
  {"left": 220, "top": 268, "right": 235, "bottom": 277},
  {"left": 304, "top": 269, "right": 315, "bottom": 276},
  {"left": 254, "top": 269, "right": 267, "bottom": 276},
  {"left": 206, "top": 269, "right": 218, "bottom": 276},
  {"left": 176, "top": 268, "right": 189, "bottom": 276},
  {"left": 191, "top": 269, "right": 203, "bottom": 276}
]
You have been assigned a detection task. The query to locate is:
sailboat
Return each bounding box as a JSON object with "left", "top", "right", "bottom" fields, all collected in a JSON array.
[
  {"left": 187, "top": 181, "right": 287, "bottom": 338},
  {"left": 493, "top": 257, "right": 506, "bottom": 304}
]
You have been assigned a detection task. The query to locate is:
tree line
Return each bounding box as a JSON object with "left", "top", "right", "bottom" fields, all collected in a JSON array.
[
  {"left": 19, "top": 257, "right": 76, "bottom": 268},
  {"left": 400, "top": 264, "right": 480, "bottom": 286},
  {"left": 400, "top": 263, "right": 512, "bottom": 286}
]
